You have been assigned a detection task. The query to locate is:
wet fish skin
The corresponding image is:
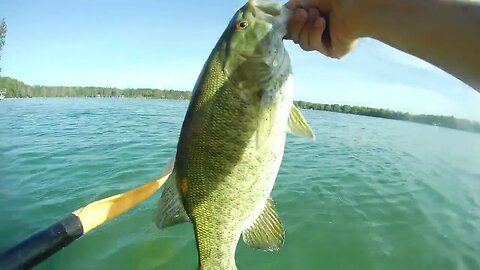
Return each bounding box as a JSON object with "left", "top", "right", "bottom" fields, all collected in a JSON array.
[{"left": 155, "top": 1, "right": 313, "bottom": 269}]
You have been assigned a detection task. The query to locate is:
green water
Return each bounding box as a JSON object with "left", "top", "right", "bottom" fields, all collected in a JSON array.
[{"left": 1, "top": 98, "right": 479, "bottom": 270}]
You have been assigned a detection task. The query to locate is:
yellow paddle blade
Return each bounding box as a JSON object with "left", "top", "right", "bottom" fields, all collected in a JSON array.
[{"left": 73, "top": 172, "right": 171, "bottom": 234}]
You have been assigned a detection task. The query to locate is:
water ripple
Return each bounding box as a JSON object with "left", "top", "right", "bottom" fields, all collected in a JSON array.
[{"left": 0, "top": 99, "right": 479, "bottom": 270}]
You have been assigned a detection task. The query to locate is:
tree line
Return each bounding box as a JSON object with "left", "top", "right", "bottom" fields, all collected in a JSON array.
[
  {"left": 0, "top": 76, "right": 192, "bottom": 100},
  {"left": 0, "top": 18, "right": 7, "bottom": 74},
  {"left": 294, "top": 100, "right": 480, "bottom": 134},
  {"left": 1, "top": 76, "right": 479, "bottom": 134}
]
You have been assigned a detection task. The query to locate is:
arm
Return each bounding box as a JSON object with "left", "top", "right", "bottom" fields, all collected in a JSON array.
[{"left": 286, "top": 0, "right": 480, "bottom": 91}]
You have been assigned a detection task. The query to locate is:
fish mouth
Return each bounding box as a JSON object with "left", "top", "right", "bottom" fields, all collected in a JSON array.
[
  {"left": 248, "top": 0, "right": 282, "bottom": 18},
  {"left": 274, "top": 7, "right": 294, "bottom": 38},
  {"left": 248, "top": 1, "right": 293, "bottom": 39}
]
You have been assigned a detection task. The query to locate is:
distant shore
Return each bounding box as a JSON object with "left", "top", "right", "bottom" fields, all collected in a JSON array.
[
  {"left": 1, "top": 76, "right": 479, "bottom": 134},
  {"left": 293, "top": 101, "right": 480, "bottom": 134}
]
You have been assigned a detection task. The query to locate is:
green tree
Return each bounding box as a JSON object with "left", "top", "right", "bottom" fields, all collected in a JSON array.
[
  {"left": 341, "top": 105, "right": 351, "bottom": 113},
  {"left": 332, "top": 104, "right": 341, "bottom": 112},
  {"left": 0, "top": 18, "right": 7, "bottom": 74}
]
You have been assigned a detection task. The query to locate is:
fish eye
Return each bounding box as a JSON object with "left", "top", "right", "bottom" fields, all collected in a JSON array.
[{"left": 235, "top": 20, "right": 249, "bottom": 30}]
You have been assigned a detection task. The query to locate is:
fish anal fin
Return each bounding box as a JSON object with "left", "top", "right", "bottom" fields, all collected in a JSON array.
[
  {"left": 155, "top": 172, "right": 190, "bottom": 229},
  {"left": 288, "top": 104, "right": 315, "bottom": 139},
  {"left": 242, "top": 198, "right": 285, "bottom": 251}
]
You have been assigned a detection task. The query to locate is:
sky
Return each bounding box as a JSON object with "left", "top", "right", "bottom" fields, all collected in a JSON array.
[{"left": 1, "top": 0, "right": 479, "bottom": 121}]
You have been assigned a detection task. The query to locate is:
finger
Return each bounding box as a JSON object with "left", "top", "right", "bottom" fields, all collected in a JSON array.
[
  {"left": 287, "top": 8, "right": 308, "bottom": 43},
  {"left": 310, "top": 17, "right": 328, "bottom": 54},
  {"left": 286, "top": 0, "right": 330, "bottom": 11},
  {"left": 330, "top": 38, "right": 359, "bottom": 59},
  {"left": 299, "top": 7, "right": 320, "bottom": 51},
  {"left": 285, "top": 0, "right": 302, "bottom": 9}
]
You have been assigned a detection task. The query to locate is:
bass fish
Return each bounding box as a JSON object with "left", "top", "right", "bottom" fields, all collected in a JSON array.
[{"left": 155, "top": 0, "right": 314, "bottom": 269}]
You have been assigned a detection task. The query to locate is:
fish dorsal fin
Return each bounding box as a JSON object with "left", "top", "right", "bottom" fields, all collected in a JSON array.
[
  {"left": 242, "top": 198, "right": 285, "bottom": 251},
  {"left": 155, "top": 171, "right": 190, "bottom": 229},
  {"left": 288, "top": 104, "right": 315, "bottom": 139}
]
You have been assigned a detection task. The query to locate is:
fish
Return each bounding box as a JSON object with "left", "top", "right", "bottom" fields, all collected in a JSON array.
[{"left": 155, "top": 0, "right": 314, "bottom": 269}]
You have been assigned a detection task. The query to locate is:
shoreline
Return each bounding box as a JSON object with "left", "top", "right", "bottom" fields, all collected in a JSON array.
[
  {"left": 1, "top": 96, "right": 479, "bottom": 134},
  {"left": 1, "top": 76, "right": 479, "bottom": 134}
]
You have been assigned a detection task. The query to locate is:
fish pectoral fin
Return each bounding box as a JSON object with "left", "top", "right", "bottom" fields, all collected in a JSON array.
[
  {"left": 257, "top": 96, "right": 277, "bottom": 150},
  {"left": 242, "top": 198, "right": 285, "bottom": 251},
  {"left": 287, "top": 104, "right": 315, "bottom": 139},
  {"left": 155, "top": 171, "right": 190, "bottom": 229}
]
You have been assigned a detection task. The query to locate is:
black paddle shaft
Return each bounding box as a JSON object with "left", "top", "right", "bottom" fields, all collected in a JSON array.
[{"left": 0, "top": 214, "right": 84, "bottom": 270}]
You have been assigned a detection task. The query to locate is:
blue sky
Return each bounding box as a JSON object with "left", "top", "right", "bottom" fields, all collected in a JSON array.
[{"left": 1, "top": 0, "right": 479, "bottom": 120}]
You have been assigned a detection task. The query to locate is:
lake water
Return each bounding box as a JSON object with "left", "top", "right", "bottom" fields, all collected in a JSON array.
[{"left": 1, "top": 98, "right": 479, "bottom": 270}]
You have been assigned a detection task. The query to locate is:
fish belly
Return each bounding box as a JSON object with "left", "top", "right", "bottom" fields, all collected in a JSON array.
[{"left": 192, "top": 130, "right": 286, "bottom": 270}]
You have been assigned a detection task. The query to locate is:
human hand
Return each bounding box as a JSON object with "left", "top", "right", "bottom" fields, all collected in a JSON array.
[{"left": 285, "top": 0, "right": 361, "bottom": 59}]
